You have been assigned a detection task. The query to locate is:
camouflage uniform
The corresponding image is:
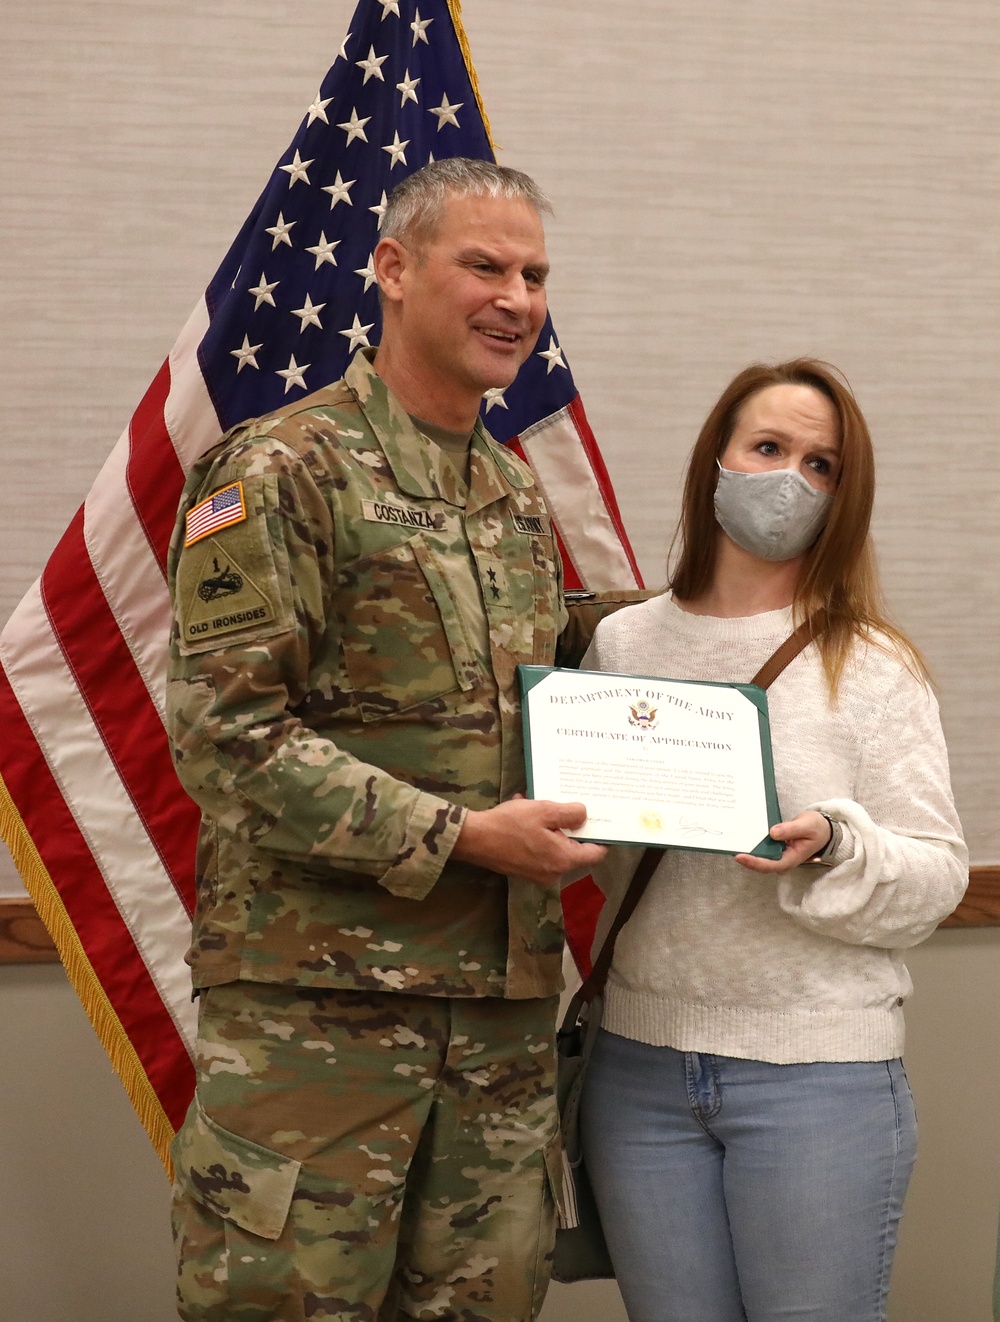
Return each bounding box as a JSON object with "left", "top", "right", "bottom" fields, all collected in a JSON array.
[
  {"left": 172, "top": 984, "right": 561, "bottom": 1321},
  {"left": 166, "top": 350, "right": 640, "bottom": 1319}
]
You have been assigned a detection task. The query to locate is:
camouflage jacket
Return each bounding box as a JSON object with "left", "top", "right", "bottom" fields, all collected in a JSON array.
[{"left": 168, "top": 350, "right": 619, "bottom": 999}]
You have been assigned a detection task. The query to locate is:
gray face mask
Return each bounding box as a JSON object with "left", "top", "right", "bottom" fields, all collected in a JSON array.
[{"left": 713, "top": 461, "right": 833, "bottom": 562}]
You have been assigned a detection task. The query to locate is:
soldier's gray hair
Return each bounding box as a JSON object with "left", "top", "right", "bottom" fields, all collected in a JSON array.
[{"left": 382, "top": 158, "right": 552, "bottom": 248}]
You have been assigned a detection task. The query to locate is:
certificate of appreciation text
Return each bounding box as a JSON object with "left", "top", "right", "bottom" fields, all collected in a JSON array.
[{"left": 518, "top": 666, "right": 782, "bottom": 858}]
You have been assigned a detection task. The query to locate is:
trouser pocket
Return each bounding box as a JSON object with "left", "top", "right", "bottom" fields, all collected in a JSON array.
[{"left": 171, "top": 1097, "right": 304, "bottom": 1322}]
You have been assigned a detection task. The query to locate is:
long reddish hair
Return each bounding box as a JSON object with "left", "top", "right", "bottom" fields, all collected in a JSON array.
[{"left": 669, "top": 358, "right": 926, "bottom": 693}]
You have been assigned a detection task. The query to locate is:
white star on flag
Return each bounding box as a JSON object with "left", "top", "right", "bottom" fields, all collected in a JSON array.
[
  {"left": 337, "top": 31, "right": 352, "bottom": 60},
  {"left": 354, "top": 254, "right": 377, "bottom": 292},
  {"left": 291, "top": 295, "right": 326, "bottom": 331},
  {"left": 429, "top": 93, "right": 462, "bottom": 130},
  {"left": 483, "top": 387, "right": 509, "bottom": 412},
  {"left": 356, "top": 45, "right": 389, "bottom": 84},
  {"left": 306, "top": 96, "right": 332, "bottom": 126},
  {"left": 411, "top": 10, "right": 433, "bottom": 45},
  {"left": 279, "top": 150, "right": 313, "bottom": 187},
  {"left": 337, "top": 108, "right": 371, "bottom": 145},
  {"left": 369, "top": 190, "right": 388, "bottom": 228},
  {"left": 537, "top": 335, "right": 567, "bottom": 373},
  {"left": 247, "top": 273, "right": 279, "bottom": 310},
  {"left": 397, "top": 70, "right": 420, "bottom": 106},
  {"left": 265, "top": 213, "right": 295, "bottom": 250},
  {"left": 378, "top": 0, "right": 400, "bottom": 16},
  {"left": 277, "top": 354, "right": 310, "bottom": 393},
  {"left": 382, "top": 131, "right": 409, "bottom": 168},
  {"left": 230, "top": 335, "right": 263, "bottom": 373},
  {"left": 306, "top": 233, "right": 341, "bottom": 269},
  {"left": 322, "top": 171, "right": 355, "bottom": 209},
  {"left": 339, "top": 314, "right": 375, "bottom": 352}
]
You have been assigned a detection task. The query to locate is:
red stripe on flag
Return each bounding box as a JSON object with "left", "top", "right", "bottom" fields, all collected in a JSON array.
[
  {"left": 0, "top": 669, "right": 195, "bottom": 1128},
  {"left": 40, "top": 513, "right": 200, "bottom": 911},
  {"left": 553, "top": 524, "right": 584, "bottom": 592},
  {"left": 504, "top": 435, "right": 584, "bottom": 591},
  {"left": 124, "top": 361, "right": 189, "bottom": 574},
  {"left": 561, "top": 876, "right": 607, "bottom": 978},
  {"left": 566, "top": 395, "right": 643, "bottom": 586},
  {"left": 505, "top": 436, "right": 528, "bottom": 465}
]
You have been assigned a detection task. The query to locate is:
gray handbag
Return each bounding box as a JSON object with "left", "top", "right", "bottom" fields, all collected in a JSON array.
[{"left": 551, "top": 615, "right": 823, "bottom": 1284}]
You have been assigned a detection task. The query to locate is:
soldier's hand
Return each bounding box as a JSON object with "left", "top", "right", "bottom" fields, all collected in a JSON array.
[{"left": 452, "top": 798, "right": 607, "bottom": 889}]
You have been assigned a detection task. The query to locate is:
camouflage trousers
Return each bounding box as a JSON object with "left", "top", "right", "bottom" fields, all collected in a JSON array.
[{"left": 171, "top": 982, "right": 562, "bottom": 1321}]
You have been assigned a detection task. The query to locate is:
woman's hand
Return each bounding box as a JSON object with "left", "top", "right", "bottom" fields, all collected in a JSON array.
[{"left": 734, "top": 810, "right": 833, "bottom": 873}]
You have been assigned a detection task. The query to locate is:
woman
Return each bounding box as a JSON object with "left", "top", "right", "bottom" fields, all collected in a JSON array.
[{"left": 579, "top": 359, "right": 967, "bottom": 1322}]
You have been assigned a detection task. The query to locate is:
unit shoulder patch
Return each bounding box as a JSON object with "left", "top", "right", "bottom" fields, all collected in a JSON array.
[{"left": 177, "top": 538, "right": 279, "bottom": 649}]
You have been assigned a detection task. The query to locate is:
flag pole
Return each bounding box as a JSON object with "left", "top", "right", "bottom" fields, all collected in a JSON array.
[{"left": 444, "top": 0, "right": 497, "bottom": 153}]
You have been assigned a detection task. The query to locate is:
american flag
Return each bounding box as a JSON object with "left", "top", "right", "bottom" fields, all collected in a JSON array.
[
  {"left": 0, "top": 0, "right": 639, "bottom": 1167},
  {"left": 184, "top": 482, "right": 247, "bottom": 546}
]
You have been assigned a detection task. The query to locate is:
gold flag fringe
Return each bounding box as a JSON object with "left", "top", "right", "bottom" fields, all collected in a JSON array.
[
  {"left": 444, "top": 0, "right": 497, "bottom": 154},
  {"left": 0, "top": 770, "right": 177, "bottom": 1178}
]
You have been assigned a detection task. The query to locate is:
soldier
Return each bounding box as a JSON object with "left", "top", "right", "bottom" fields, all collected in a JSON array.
[{"left": 166, "top": 158, "right": 635, "bottom": 1321}]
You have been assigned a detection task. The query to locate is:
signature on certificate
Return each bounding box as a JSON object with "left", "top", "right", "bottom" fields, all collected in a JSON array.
[{"left": 678, "top": 816, "right": 723, "bottom": 839}]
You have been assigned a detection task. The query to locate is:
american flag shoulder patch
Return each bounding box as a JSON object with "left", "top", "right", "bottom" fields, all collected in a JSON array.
[{"left": 184, "top": 481, "right": 247, "bottom": 547}]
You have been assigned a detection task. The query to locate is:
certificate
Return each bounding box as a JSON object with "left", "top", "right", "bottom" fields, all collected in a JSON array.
[{"left": 518, "top": 665, "right": 782, "bottom": 859}]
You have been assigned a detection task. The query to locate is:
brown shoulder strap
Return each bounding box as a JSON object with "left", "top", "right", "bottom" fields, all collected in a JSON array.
[
  {"left": 575, "top": 844, "right": 662, "bottom": 1007},
  {"left": 571, "top": 610, "right": 825, "bottom": 1011},
  {"left": 749, "top": 609, "right": 827, "bottom": 689}
]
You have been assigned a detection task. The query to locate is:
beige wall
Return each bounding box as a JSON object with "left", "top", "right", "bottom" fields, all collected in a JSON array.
[{"left": 2, "top": 1, "right": 998, "bottom": 1317}]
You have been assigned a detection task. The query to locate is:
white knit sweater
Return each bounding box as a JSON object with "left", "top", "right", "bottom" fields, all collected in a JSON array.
[{"left": 582, "top": 594, "right": 968, "bottom": 1064}]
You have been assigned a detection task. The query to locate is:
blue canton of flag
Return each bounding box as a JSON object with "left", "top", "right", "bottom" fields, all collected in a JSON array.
[{"left": 200, "top": 0, "right": 574, "bottom": 445}]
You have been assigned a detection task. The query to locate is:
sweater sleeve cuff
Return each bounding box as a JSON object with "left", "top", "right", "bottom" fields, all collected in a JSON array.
[{"left": 377, "top": 796, "right": 467, "bottom": 901}]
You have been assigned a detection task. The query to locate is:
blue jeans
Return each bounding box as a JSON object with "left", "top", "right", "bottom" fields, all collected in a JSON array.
[{"left": 580, "top": 1030, "right": 916, "bottom": 1322}]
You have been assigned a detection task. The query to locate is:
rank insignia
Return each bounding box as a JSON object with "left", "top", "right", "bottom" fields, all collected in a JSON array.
[{"left": 478, "top": 557, "right": 508, "bottom": 606}]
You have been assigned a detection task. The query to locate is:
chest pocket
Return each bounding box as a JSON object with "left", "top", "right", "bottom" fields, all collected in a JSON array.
[{"left": 333, "top": 532, "right": 485, "bottom": 722}]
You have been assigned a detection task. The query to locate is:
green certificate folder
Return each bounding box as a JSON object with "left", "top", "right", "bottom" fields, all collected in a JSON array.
[{"left": 518, "top": 665, "right": 782, "bottom": 860}]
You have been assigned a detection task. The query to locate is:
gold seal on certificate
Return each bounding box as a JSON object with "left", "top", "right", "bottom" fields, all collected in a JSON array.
[{"left": 518, "top": 666, "right": 782, "bottom": 859}]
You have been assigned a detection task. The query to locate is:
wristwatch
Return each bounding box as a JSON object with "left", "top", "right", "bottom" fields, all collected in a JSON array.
[{"left": 815, "top": 811, "right": 843, "bottom": 864}]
